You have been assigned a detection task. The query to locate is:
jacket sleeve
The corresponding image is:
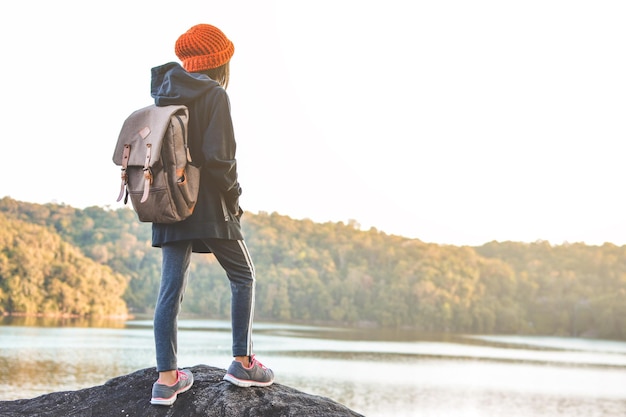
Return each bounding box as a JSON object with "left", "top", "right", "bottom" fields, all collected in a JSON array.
[{"left": 202, "top": 88, "right": 242, "bottom": 209}]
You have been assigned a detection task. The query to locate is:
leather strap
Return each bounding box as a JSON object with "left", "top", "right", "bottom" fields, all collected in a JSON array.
[
  {"left": 116, "top": 144, "right": 131, "bottom": 202},
  {"left": 141, "top": 144, "right": 152, "bottom": 203}
]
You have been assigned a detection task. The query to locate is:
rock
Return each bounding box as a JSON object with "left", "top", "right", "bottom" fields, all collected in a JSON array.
[{"left": 0, "top": 365, "right": 365, "bottom": 417}]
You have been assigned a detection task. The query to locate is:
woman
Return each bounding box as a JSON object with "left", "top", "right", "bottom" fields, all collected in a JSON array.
[{"left": 148, "top": 23, "right": 274, "bottom": 406}]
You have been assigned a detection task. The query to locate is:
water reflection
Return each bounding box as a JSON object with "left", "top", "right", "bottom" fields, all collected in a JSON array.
[
  {"left": 1, "top": 319, "right": 625, "bottom": 417},
  {"left": 1, "top": 315, "right": 128, "bottom": 329}
]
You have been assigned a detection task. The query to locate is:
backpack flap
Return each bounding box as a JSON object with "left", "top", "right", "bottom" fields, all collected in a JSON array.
[
  {"left": 113, "top": 104, "right": 188, "bottom": 203},
  {"left": 113, "top": 104, "right": 188, "bottom": 167}
]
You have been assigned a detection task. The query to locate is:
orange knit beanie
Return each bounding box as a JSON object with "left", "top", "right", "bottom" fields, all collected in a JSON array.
[{"left": 175, "top": 24, "right": 234, "bottom": 72}]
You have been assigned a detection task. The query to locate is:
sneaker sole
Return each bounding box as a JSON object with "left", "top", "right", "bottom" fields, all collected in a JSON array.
[
  {"left": 150, "top": 381, "right": 194, "bottom": 405},
  {"left": 151, "top": 396, "right": 177, "bottom": 406},
  {"left": 223, "top": 373, "right": 274, "bottom": 388}
]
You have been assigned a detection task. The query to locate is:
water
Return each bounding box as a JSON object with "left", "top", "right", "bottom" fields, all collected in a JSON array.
[{"left": 1, "top": 318, "right": 625, "bottom": 417}]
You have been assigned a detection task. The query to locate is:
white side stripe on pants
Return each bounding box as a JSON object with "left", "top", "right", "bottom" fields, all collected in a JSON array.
[{"left": 237, "top": 239, "right": 255, "bottom": 356}]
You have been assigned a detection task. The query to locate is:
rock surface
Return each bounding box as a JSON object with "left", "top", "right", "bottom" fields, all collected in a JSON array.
[{"left": 0, "top": 365, "right": 365, "bottom": 417}]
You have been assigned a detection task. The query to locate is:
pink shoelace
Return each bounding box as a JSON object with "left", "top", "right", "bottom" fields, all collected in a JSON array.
[{"left": 249, "top": 354, "right": 268, "bottom": 370}]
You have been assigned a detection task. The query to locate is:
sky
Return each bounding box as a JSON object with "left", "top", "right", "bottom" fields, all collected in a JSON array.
[{"left": 1, "top": 0, "right": 625, "bottom": 246}]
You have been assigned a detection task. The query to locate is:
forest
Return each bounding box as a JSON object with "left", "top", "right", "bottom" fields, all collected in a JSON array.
[{"left": 0, "top": 196, "right": 624, "bottom": 340}]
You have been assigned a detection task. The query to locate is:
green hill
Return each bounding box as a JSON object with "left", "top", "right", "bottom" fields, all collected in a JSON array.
[
  {"left": 0, "top": 210, "right": 127, "bottom": 317},
  {"left": 0, "top": 196, "right": 624, "bottom": 340}
]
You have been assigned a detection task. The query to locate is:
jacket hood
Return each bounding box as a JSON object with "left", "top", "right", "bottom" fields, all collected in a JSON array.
[{"left": 151, "top": 62, "right": 220, "bottom": 106}]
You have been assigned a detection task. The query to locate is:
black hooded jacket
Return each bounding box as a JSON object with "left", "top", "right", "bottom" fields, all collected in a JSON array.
[{"left": 150, "top": 62, "right": 243, "bottom": 252}]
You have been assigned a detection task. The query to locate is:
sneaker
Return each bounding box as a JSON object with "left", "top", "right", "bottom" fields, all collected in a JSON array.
[
  {"left": 150, "top": 369, "right": 194, "bottom": 406},
  {"left": 223, "top": 355, "right": 274, "bottom": 387}
]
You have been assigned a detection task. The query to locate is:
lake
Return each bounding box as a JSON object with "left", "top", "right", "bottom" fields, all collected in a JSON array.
[{"left": 1, "top": 317, "right": 625, "bottom": 417}]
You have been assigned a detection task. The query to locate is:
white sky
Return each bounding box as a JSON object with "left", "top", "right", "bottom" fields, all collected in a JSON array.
[{"left": 1, "top": 0, "right": 625, "bottom": 246}]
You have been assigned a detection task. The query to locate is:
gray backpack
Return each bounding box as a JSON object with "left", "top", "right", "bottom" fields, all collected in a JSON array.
[{"left": 113, "top": 104, "right": 201, "bottom": 223}]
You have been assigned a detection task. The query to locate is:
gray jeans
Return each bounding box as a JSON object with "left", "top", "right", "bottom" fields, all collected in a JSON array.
[{"left": 153, "top": 238, "right": 256, "bottom": 372}]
